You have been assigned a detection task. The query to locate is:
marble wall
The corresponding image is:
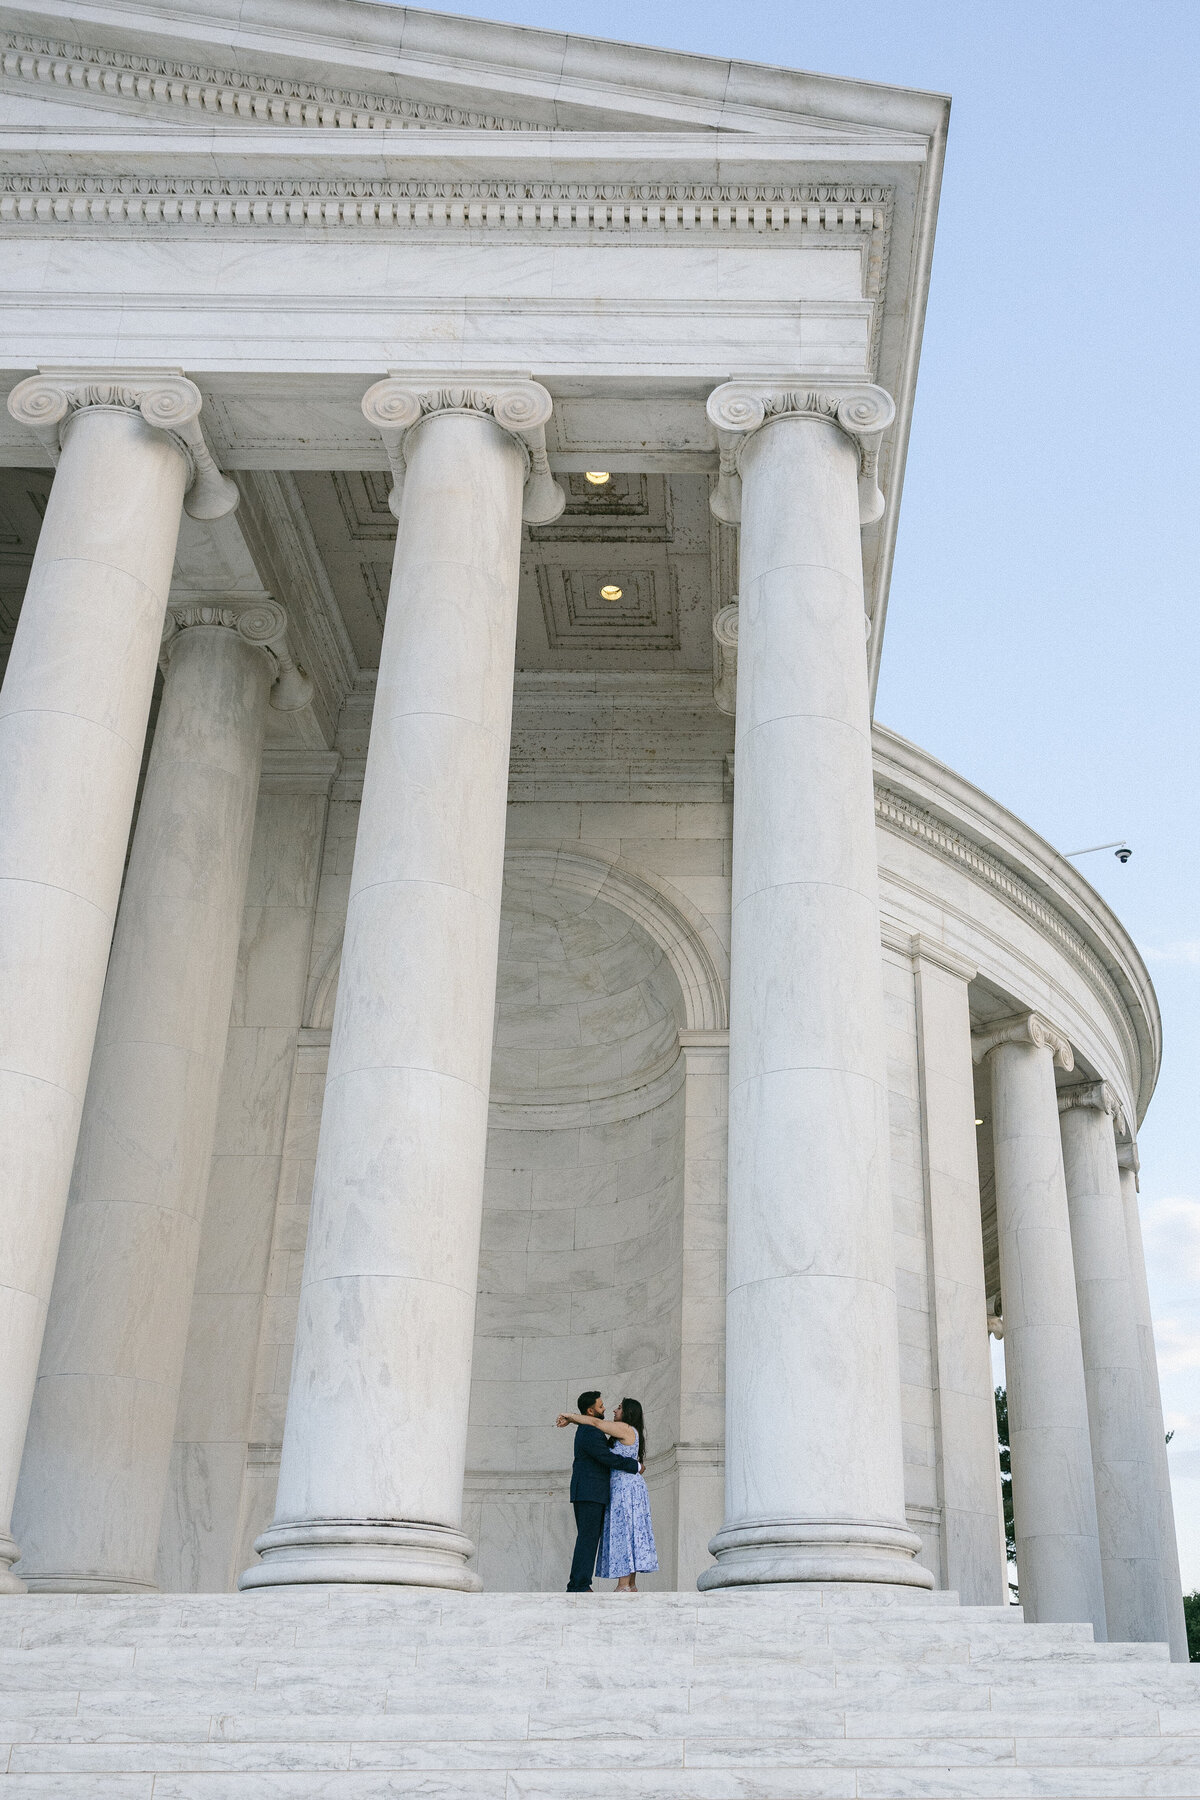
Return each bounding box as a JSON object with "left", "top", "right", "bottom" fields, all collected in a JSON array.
[{"left": 155, "top": 733, "right": 1020, "bottom": 1596}]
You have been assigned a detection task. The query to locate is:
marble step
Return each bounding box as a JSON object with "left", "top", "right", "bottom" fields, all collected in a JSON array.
[{"left": 1, "top": 1593, "right": 1197, "bottom": 1797}]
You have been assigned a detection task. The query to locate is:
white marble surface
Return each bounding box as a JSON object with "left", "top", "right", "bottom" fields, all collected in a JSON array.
[
  {"left": 705, "top": 402, "right": 927, "bottom": 1592},
  {"left": 914, "top": 951, "right": 1009, "bottom": 1605},
  {"left": 13, "top": 620, "right": 271, "bottom": 1594},
  {"left": 1119, "top": 1156, "right": 1190, "bottom": 1661},
  {"left": 246, "top": 404, "right": 528, "bottom": 1590},
  {"left": 0, "top": 1585, "right": 1193, "bottom": 1795},
  {"left": 0, "top": 399, "right": 190, "bottom": 1591},
  {"left": 983, "top": 1029, "right": 1107, "bottom": 1635},
  {"left": 1060, "top": 1088, "right": 1169, "bottom": 1644}
]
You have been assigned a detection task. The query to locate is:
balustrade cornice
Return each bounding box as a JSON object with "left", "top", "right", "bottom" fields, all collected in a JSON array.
[
  {"left": 706, "top": 380, "right": 896, "bottom": 527},
  {"left": 6, "top": 366, "right": 237, "bottom": 520},
  {"left": 360, "top": 374, "right": 565, "bottom": 525}
]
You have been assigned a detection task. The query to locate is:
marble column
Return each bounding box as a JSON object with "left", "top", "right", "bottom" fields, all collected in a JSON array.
[
  {"left": 912, "top": 942, "right": 1008, "bottom": 1605},
  {"left": 0, "top": 370, "right": 235, "bottom": 1592},
  {"left": 1117, "top": 1143, "right": 1189, "bottom": 1660},
  {"left": 699, "top": 382, "right": 931, "bottom": 1592},
  {"left": 1058, "top": 1081, "right": 1169, "bottom": 1643},
  {"left": 676, "top": 1029, "right": 729, "bottom": 1589},
  {"left": 243, "top": 378, "right": 563, "bottom": 1591},
  {"left": 12, "top": 601, "right": 305, "bottom": 1592},
  {"left": 973, "top": 1014, "right": 1106, "bottom": 1635}
]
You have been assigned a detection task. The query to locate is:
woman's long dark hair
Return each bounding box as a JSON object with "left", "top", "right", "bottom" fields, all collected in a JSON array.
[{"left": 619, "top": 1397, "right": 646, "bottom": 1465}]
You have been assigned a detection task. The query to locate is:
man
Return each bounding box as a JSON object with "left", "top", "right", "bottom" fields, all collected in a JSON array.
[{"left": 564, "top": 1391, "right": 637, "bottom": 1593}]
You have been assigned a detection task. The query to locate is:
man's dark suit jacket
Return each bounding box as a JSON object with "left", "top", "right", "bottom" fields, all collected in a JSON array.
[{"left": 569, "top": 1421, "right": 635, "bottom": 1505}]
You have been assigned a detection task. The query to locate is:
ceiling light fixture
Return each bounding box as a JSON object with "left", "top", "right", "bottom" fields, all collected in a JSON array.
[
  {"left": 585, "top": 470, "right": 611, "bottom": 486},
  {"left": 600, "top": 584, "right": 623, "bottom": 601}
]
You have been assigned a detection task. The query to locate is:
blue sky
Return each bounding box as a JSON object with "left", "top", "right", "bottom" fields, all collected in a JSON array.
[{"left": 427, "top": 0, "right": 1200, "bottom": 1586}]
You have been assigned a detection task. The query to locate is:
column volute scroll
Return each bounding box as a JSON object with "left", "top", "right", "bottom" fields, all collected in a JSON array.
[
  {"left": 706, "top": 380, "right": 896, "bottom": 528},
  {"left": 7, "top": 367, "right": 238, "bottom": 520},
  {"left": 162, "top": 597, "right": 314, "bottom": 712},
  {"left": 971, "top": 1010, "right": 1074, "bottom": 1071},
  {"left": 361, "top": 374, "right": 566, "bottom": 525},
  {"left": 1057, "top": 1077, "right": 1128, "bottom": 1138}
]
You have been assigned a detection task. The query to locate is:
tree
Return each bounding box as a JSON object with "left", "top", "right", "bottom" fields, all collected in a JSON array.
[
  {"left": 995, "top": 1385, "right": 1016, "bottom": 1564},
  {"left": 1184, "top": 1592, "right": 1200, "bottom": 1662}
]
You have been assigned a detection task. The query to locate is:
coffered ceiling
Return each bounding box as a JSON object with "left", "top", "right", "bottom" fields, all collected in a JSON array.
[{"left": 290, "top": 467, "right": 731, "bottom": 673}]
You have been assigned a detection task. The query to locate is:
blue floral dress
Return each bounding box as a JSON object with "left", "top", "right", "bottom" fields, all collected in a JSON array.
[{"left": 596, "top": 1435, "right": 658, "bottom": 1577}]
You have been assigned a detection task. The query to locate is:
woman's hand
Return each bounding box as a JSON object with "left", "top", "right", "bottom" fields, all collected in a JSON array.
[{"left": 556, "top": 1413, "right": 577, "bottom": 1428}]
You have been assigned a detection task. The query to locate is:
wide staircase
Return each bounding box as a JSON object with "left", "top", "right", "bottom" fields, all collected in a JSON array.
[{"left": 1, "top": 1586, "right": 1198, "bottom": 1795}]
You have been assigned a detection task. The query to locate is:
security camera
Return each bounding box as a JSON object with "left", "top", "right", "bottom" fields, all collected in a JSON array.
[{"left": 1115, "top": 846, "right": 1132, "bottom": 864}]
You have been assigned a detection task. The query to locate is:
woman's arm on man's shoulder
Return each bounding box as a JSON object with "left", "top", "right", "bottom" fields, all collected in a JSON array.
[{"left": 555, "top": 1411, "right": 637, "bottom": 1443}]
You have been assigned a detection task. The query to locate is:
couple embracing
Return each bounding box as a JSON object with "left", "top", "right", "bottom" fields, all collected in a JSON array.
[{"left": 557, "top": 1391, "right": 658, "bottom": 1594}]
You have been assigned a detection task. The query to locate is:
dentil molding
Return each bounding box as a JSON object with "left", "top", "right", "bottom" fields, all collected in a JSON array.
[
  {"left": 971, "top": 1012, "right": 1074, "bottom": 1071},
  {"left": 361, "top": 376, "right": 565, "bottom": 526},
  {"left": 0, "top": 174, "right": 890, "bottom": 240},
  {"left": 0, "top": 29, "right": 548, "bottom": 132},
  {"left": 162, "top": 596, "right": 313, "bottom": 710},
  {"left": 6, "top": 368, "right": 236, "bottom": 521},
  {"left": 707, "top": 381, "right": 896, "bottom": 527}
]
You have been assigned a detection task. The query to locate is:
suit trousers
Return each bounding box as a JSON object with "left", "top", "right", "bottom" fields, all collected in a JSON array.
[{"left": 567, "top": 1500, "right": 606, "bottom": 1591}]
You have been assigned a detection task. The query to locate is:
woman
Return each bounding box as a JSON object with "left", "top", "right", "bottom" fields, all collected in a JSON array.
[{"left": 555, "top": 1398, "right": 657, "bottom": 1592}]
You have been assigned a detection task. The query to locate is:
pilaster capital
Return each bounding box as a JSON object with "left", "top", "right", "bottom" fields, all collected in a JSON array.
[
  {"left": 706, "top": 380, "right": 896, "bottom": 527},
  {"left": 1058, "top": 1079, "right": 1128, "bottom": 1138},
  {"left": 361, "top": 373, "right": 566, "bottom": 525},
  {"left": 162, "top": 595, "right": 313, "bottom": 711},
  {"left": 971, "top": 1011, "right": 1074, "bottom": 1071},
  {"left": 6, "top": 366, "right": 238, "bottom": 520}
]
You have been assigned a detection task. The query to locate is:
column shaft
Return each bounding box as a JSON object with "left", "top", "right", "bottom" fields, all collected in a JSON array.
[
  {"left": 702, "top": 401, "right": 928, "bottom": 1591},
  {"left": 1119, "top": 1154, "right": 1189, "bottom": 1659},
  {"left": 12, "top": 620, "right": 271, "bottom": 1591},
  {"left": 0, "top": 402, "right": 191, "bottom": 1590},
  {"left": 245, "top": 406, "right": 527, "bottom": 1590},
  {"left": 914, "top": 952, "right": 1007, "bottom": 1604},
  {"left": 983, "top": 1027, "right": 1106, "bottom": 1633},
  {"left": 1059, "top": 1088, "right": 1169, "bottom": 1642},
  {"left": 675, "top": 1032, "right": 729, "bottom": 1589}
]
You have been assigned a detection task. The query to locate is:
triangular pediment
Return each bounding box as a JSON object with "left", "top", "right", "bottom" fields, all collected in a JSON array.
[{"left": 1, "top": 0, "right": 946, "bottom": 141}]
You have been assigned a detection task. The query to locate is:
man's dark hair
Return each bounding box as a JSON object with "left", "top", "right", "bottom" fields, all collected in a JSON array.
[{"left": 577, "top": 1390, "right": 602, "bottom": 1414}]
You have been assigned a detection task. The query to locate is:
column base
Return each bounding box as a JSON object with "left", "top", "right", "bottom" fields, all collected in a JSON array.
[
  {"left": 0, "top": 1533, "right": 27, "bottom": 1594},
  {"left": 697, "top": 1520, "right": 936, "bottom": 1591},
  {"left": 240, "top": 1520, "right": 483, "bottom": 1592}
]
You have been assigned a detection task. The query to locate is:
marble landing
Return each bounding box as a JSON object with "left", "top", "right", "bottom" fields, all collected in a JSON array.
[{"left": 0, "top": 1587, "right": 1197, "bottom": 1795}]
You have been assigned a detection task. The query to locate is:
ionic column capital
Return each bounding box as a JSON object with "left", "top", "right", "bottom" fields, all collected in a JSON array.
[
  {"left": 1058, "top": 1079, "right": 1128, "bottom": 1138},
  {"left": 706, "top": 380, "right": 896, "bottom": 527},
  {"left": 6, "top": 367, "right": 238, "bottom": 520},
  {"left": 361, "top": 373, "right": 565, "bottom": 525},
  {"left": 712, "top": 599, "right": 739, "bottom": 715},
  {"left": 162, "top": 596, "right": 313, "bottom": 711},
  {"left": 971, "top": 1011, "right": 1074, "bottom": 1070}
]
